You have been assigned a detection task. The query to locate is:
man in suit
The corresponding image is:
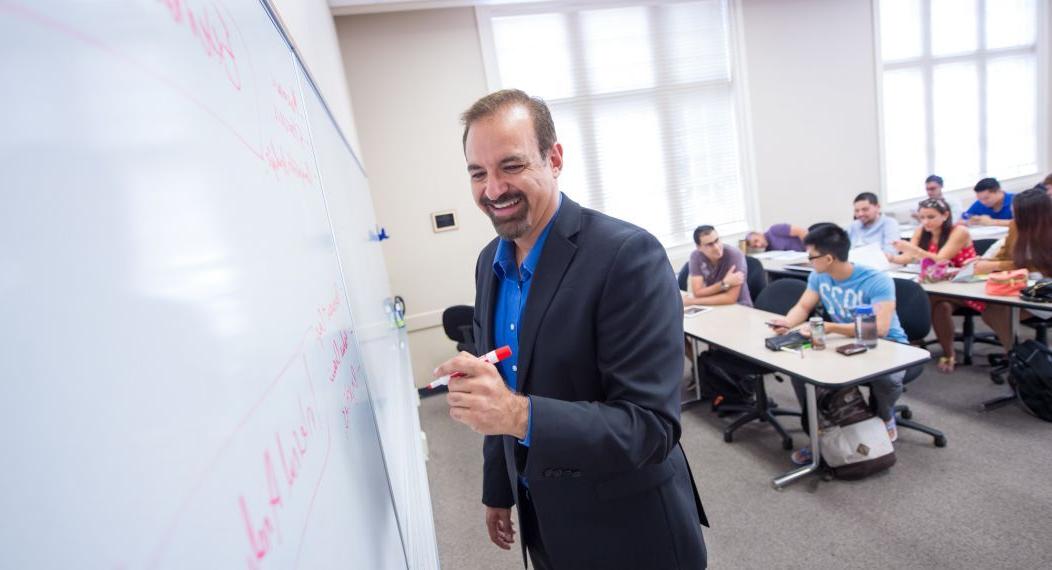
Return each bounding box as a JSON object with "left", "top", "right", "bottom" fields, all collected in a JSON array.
[{"left": 433, "top": 89, "right": 707, "bottom": 569}]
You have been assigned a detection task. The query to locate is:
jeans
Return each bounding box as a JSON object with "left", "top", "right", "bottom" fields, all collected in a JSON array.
[{"left": 791, "top": 369, "right": 905, "bottom": 431}]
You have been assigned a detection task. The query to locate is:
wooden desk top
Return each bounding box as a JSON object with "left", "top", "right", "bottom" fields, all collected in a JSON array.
[{"left": 683, "top": 304, "right": 931, "bottom": 387}]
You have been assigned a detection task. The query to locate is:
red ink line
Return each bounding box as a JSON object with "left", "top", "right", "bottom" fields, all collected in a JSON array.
[
  {"left": 292, "top": 423, "right": 333, "bottom": 570},
  {"left": 0, "top": 1, "right": 265, "bottom": 161},
  {"left": 145, "top": 326, "right": 314, "bottom": 569}
]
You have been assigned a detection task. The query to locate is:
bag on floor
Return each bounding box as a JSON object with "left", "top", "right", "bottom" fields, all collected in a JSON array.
[
  {"left": 817, "top": 387, "right": 896, "bottom": 480},
  {"left": 1009, "top": 340, "right": 1052, "bottom": 422},
  {"left": 696, "top": 350, "right": 755, "bottom": 408}
]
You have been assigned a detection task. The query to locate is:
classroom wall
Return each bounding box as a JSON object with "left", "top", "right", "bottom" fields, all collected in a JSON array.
[
  {"left": 335, "top": 0, "right": 1052, "bottom": 386},
  {"left": 270, "top": 0, "right": 361, "bottom": 155},
  {"left": 336, "top": 8, "right": 493, "bottom": 387}
]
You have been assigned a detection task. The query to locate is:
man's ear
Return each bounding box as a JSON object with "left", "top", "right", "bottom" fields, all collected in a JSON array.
[{"left": 548, "top": 142, "right": 563, "bottom": 178}]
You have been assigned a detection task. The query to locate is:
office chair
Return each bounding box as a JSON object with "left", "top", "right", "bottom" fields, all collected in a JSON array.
[
  {"left": 1022, "top": 316, "right": 1051, "bottom": 345},
  {"left": 892, "top": 278, "right": 947, "bottom": 447},
  {"left": 678, "top": 262, "right": 690, "bottom": 292},
  {"left": 441, "top": 305, "right": 477, "bottom": 355},
  {"left": 745, "top": 255, "right": 767, "bottom": 304},
  {"left": 972, "top": 238, "right": 997, "bottom": 256},
  {"left": 716, "top": 278, "right": 806, "bottom": 450}
]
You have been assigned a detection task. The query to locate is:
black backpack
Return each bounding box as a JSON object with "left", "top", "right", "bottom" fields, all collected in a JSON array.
[
  {"left": 1009, "top": 340, "right": 1052, "bottom": 422},
  {"left": 696, "top": 350, "right": 756, "bottom": 408}
]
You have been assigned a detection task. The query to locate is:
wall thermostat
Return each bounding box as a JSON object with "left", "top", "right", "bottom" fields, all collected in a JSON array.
[{"left": 431, "top": 210, "right": 458, "bottom": 233}]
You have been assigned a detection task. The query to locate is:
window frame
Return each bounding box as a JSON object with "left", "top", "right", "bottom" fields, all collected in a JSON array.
[
  {"left": 474, "top": 0, "right": 759, "bottom": 253},
  {"left": 872, "top": 0, "right": 1051, "bottom": 208}
]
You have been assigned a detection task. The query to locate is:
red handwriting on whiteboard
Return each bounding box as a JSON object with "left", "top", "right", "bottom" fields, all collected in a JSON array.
[
  {"left": 240, "top": 393, "right": 319, "bottom": 568},
  {"left": 273, "top": 80, "right": 299, "bottom": 115},
  {"left": 263, "top": 142, "right": 314, "bottom": 185},
  {"left": 312, "top": 287, "right": 341, "bottom": 341},
  {"left": 329, "top": 331, "right": 350, "bottom": 383},
  {"left": 158, "top": 0, "right": 242, "bottom": 90},
  {"left": 274, "top": 107, "right": 307, "bottom": 147}
]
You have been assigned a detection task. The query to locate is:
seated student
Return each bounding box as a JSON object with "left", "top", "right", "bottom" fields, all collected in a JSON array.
[
  {"left": 976, "top": 187, "right": 1052, "bottom": 345},
  {"left": 684, "top": 225, "right": 752, "bottom": 307},
  {"left": 912, "top": 175, "right": 963, "bottom": 223},
  {"left": 848, "top": 192, "right": 899, "bottom": 254},
  {"left": 768, "top": 225, "right": 906, "bottom": 463},
  {"left": 889, "top": 198, "right": 981, "bottom": 372},
  {"left": 745, "top": 224, "right": 807, "bottom": 252},
  {"left": 963, "top": 177, "right": 1013, "bottom": 227}
]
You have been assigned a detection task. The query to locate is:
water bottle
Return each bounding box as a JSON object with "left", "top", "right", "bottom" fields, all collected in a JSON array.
[
  {"left": 854, "top": 305, "right": 878, "bottom": 348},
  {"left": 809, "top": 317, "right": 826, "bottom": 350}
]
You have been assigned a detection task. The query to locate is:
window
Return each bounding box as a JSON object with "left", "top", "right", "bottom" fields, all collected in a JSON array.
[
  {"left": 477, "top": 0, "right": 750, "bottom": 247},
  {"left": 877, "top": 0, "right": 1047, "bottom": 203}
]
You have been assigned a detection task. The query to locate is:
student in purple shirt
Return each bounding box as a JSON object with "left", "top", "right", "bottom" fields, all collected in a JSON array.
[
  {"left": 745, "top": 223, "right": 806, "bottom": 252},
  {"left": 684, "top": 225, "right": 752, "bottom": 307}
]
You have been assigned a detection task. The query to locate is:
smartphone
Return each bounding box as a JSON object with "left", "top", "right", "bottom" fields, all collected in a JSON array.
[
  {"left": 836, "top": 343, "right": 868, "bottom": 356},
  {"left": 684, "top": 306, "right": 711, "bottom": 317}
]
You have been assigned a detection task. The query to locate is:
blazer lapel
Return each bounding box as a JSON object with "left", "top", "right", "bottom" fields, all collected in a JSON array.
[
  {"left": 476, "top": 240, "right": 499, "bottom": 355},
  {"left": 516, "top": 195, "right": 581, "bottom": 394}
]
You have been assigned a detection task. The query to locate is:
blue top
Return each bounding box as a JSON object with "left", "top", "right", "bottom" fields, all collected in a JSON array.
[
  {"left": 847, "top": 215, "right": 900, "bottom": 255},
  {"left": 807, "top": 264, "right": 908, "bottom": 343},
  {"left": 491, "top": 198, "right": 561, "bottom": 447},
  {"left": 964, "top": 192, "right": 1014, "bottom": 220}
]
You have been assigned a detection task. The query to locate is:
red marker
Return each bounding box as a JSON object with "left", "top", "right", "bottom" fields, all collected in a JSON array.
[{"left": 428, "top": 346, "right": 512, "bottom": 389}]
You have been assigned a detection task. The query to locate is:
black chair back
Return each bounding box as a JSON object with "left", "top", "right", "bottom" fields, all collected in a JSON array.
[
  {"left": 745, "top": 256, "right": 767, "bottom": 304},
  {"left": 678, "top": 262, "right": 690, "bottom": 292},
  {"left": 442, "top": 305, "right": 477, "bottom": 353},
  {"left": 892, "top": 278, "right": 932, "bottom": 343},
  {"left": 973, "top": 238, "right": 997, "bottom": 256},
  {"left": 754, "top": 278, "right": 806, "bottom": 315}
]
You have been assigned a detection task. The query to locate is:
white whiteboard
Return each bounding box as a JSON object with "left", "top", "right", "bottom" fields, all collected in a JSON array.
[{"left": 0, "top": 1, "right": 437, "bottom": 568}]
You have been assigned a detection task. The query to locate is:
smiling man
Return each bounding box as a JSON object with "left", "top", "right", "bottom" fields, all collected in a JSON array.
[{"left": 433, "top": 89, "right": 708, "bottom": 569}]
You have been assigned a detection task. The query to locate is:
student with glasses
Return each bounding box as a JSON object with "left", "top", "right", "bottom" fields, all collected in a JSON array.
[
  {"left": 768, "top": 225, "right": 907, "bottom": 464},
  {"left": 888, "top": 198, "right": 983, "bottom": 372},
  {"left": 911, "top": 175, "right": 963, "bottom": 224}
]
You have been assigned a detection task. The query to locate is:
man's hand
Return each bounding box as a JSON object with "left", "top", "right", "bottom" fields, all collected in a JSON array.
[
  {"left": 723, "top": 266, "right": 744, "bottom": 287},
  {"left": 969, "top": 214, "right": 992, "bottom": 226},
  {"left": 767, "top": 317, "right": 792, "bottom": 335},
  {"left": 485, "top": 506, "right": 515, "bottom": 550},
  {"left": 436, "top": 352, "right": 529, "bottom": 438}
]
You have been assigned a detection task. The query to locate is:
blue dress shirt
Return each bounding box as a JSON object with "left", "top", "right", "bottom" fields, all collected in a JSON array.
[{"left": 491, "top": 198, "right": 561, "bottom": 448}]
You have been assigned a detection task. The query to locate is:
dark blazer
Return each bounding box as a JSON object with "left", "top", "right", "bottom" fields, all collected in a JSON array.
[{"left": 473, "top": 195, "right": 708, "bottom": 569}]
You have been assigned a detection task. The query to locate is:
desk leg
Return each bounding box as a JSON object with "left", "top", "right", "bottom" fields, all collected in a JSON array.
[
  {"left": 772, "top": 383, "right": 820, "bottom": 489},
  {"left": 692, "top": 338, "right": 702, "bottom": 402},
  {"left": 980, "top": 306, "right": 1019, "bottom": 413}
]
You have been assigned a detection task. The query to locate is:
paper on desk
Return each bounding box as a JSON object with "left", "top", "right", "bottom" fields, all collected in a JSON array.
[
  {"left": 951, "top": 262, "right": 976, "bottom": 282},
  {"left": 751, "top": 250, "right": 809, "bottom": 261},
  {"left": 849, "top": 242, "right": 891, "bottom": 271}
]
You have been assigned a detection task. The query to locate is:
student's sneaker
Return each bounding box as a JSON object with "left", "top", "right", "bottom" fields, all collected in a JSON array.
[
  {"left": 790, "top": 446, "right": 813, "bottom": 466},
  {"left": 886, "top": 418, "right": 898, "bottom": 442}
]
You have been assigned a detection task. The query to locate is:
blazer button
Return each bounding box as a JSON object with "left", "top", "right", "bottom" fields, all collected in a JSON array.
[
  {"left": 571, "top": 470, "right": 582, "bottom": 478},
  {"left": 543, "top": 469, "right": 552, "bottom": 477},
  {"left": 551, "top": 469, "right": 562, "bottom": 478}
]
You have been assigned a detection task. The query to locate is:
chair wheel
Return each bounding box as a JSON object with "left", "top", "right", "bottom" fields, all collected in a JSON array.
[
  {"left": 901, "top": 409, "right": 913, "bottom": 420},
  {"left": 782, "top": 438, "right": 793, "bottom": 450},
  {"left": 934, "top": 435, "right": 947, "bottom": 448},
  {"left": 723, "top": 432, "right": 733, "bottom": 443}
]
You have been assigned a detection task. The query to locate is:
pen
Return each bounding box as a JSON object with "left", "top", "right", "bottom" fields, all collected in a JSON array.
[{"left": 428, "top": 345, "right": 512, "bottom": 389}]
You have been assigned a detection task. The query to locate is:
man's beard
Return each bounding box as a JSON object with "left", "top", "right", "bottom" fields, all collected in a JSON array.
[{"left": 482, "top": 191, "right": 531, "bottom": 240}]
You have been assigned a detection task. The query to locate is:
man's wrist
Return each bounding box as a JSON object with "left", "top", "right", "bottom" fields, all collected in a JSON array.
[{"left": 510, "top": 394, "right": 530, "bottom": 440}]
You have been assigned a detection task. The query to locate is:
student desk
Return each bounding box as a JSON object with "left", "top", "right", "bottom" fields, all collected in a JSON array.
[
  {"left": 914, "top": 279, "right": 1051, "bottom": 411},
  {"left": 683, "top": 304, "right": 930, "bottom": 489}
]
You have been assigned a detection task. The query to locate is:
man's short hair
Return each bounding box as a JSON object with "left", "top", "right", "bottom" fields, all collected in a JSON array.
[
  {"left": 974, "top": 177, "right": 1000, "bottom": 193},
  {"left": 1042, "top": 172, "right": 1052, "bottom": 186},
  {"left": 460, "top": 89, "right": 557, "bottom": 158},
  {"left": 854, "top": 192, "right": 879, "bottom": 206},
  {"left": 693, "top": 225, "right": 716, "bottom": 246},
  {"left": 804, "top": 224, "right": 851, "bottom": 262},
  {"left": 925, "top": 174, "right": 944, "bottom": 186}
]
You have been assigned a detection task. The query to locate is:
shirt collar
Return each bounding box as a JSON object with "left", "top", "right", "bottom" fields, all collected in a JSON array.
[{"left": 492, "top": 194, "right": 562, "bottom": 281}]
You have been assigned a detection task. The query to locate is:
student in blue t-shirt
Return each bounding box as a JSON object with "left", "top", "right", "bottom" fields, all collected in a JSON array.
[
  {"left": 963, "top": 177, "right": 1013, "bottom": 227},
  {"left": 768, "top": 224, "right": 907, "bottom": 465}
]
